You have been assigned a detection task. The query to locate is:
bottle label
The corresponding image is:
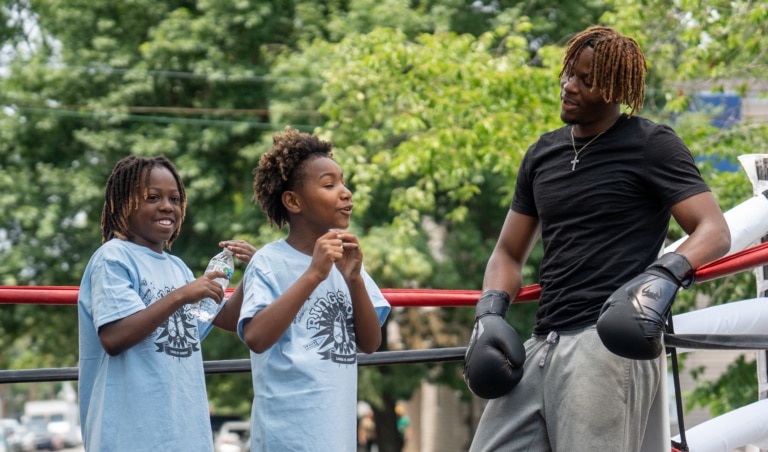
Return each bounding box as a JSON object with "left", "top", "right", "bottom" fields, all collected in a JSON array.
[{"left": 216, "top": 263, "right": 233, "bottom": 279}]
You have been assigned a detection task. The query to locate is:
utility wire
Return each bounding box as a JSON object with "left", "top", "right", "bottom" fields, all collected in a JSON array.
[
  {"left": 80, "top": 65, "right": 326, "bottom": 84},
  {"left": 7, "top": 106, "right": 319, "bottom": 131},
  {"left": 4, "top": 103, "right": 325, "bottom": 117}
]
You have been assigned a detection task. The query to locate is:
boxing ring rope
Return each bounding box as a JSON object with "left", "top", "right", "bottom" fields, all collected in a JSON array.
[
  {"left": 6, "top": 159, "right": 768, "bottom": 450},
  {"left": 2, "top": 240, "right": 768, "bottom": 386},
  {"left": 2, "top": 240, "right": 768, "bottom": 308},
  {"left": 2, "top": 233, "right": 768, "bottom": 451},
  {"left": 0, "top": 347, "right": 470, "bottom": 384}
]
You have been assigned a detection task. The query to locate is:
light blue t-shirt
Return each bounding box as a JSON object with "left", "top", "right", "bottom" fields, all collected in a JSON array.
[
  {"left": 78, "top": 239, "right": 216, "bottom": 452},
  {"left": 238, "top": 239, "right": 391, "bottom": 452}
]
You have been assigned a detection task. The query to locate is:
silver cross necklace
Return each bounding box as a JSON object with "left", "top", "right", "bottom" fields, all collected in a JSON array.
[{"left": 570, "top": 126, "right": 606, "bottom": 171}]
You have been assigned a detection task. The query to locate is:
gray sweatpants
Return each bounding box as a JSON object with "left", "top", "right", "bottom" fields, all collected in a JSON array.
[{"left": 469, "top": 325, "right": 667, "bottom": 452}]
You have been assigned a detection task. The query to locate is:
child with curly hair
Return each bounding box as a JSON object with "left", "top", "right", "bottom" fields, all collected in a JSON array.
[{"left": 239, "top": 128, "right": 390, "bottom": 451}]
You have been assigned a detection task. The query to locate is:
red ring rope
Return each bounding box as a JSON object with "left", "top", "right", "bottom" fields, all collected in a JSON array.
[{"left": 3, "top": 242, "right": 768, "bottom": 307}]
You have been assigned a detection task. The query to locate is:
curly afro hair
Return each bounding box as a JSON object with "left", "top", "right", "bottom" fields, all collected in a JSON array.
[{"left": 252, "top": 127, "right": 334, "bottom": 228}]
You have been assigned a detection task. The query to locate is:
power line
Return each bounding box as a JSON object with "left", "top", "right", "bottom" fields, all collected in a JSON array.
[
  {"left": 6, "top": 105, "right": 319, "bottom": 131},
  {"left": 7, "top": 103, "right": 325, "bottom": 117},
  {"left": 80, "top": 65, "right": 325, "bottom": 84},
  {"left": 124, "top": 105, "right": 323, "bottom": 117}
]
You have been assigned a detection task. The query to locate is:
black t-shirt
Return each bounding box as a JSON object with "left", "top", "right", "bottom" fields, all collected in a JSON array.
[{"left": 512, "top": 114, "right": 709, "bottom": 334}]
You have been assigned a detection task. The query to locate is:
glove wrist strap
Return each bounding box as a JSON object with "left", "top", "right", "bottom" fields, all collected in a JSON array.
[
  {"left": 650, "top": 252, "right": 695, "bottom": 289},
  {"left": 476, "top": 290, "right": 511, "bottom": 318}
]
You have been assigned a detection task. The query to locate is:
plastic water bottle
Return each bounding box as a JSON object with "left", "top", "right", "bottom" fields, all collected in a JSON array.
[{"left": 190, "top": 249, "right": 234, "bottom": 322}]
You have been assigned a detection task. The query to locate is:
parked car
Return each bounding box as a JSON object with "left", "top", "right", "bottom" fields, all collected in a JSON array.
[
  {"left": 22, "top": 400, "right": 80, "bottom": 448},
  {"left": 0, "top": 419, "right": 24, "bottom": 452},
  {"left": 209, "top": 414, "right": 243, "bottom": 439},
  {"left": 19, "top": 422, "right": 61, "bottom": 452},
  {"left": 0, "top": 428, "right": 10, "bottom": 452},
  {"left": 214, "top": 420, "right": 250, "bottom": 452}
]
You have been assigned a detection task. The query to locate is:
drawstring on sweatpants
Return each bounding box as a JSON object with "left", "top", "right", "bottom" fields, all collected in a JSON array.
[{"left": 539, "top": 331, "right": 559, "bottom": 367}]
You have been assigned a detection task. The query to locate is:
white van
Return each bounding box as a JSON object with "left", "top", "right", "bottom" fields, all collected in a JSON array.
[{"left": 22, "top": 400, "right": 81, "bottom": 448}]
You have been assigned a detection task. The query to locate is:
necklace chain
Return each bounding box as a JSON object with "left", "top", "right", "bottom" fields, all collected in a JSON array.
[{"left": 570, "top": 126, "right": 605, "bottom": 171}]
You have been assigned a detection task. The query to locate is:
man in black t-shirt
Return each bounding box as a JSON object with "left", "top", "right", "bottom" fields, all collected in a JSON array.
[{"left": 465, "top": 27, "right": 731, "bottom": 451}]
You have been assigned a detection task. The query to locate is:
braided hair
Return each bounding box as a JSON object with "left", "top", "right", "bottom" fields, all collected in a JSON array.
[
  {"left": 253, "top": 127, "right": 334, "bottom": 229},
  {"left": 101, "top": 155, "right": 187, "bottom": 248},
  {"left": 559, "top": 27, "right": 648, "bottom": 116}
]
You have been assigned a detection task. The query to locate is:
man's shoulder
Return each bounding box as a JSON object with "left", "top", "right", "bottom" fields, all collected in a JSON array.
[
  {"left": 526, "top": 125, "right": 569, "bottom": 154},
  {"left": 623, "top": 114, "right": 675, "bottom": 133},
  {"left": 538, "top": 124, "right": 570, "bottom": 141}
]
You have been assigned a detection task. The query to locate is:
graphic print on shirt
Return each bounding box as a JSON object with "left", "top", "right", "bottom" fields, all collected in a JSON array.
[
  {"left": 138, "top": 278, "right": 200, "bottom": 358},
  {"left": 306, "top": 290, "right": 356, "bottom": 365}
]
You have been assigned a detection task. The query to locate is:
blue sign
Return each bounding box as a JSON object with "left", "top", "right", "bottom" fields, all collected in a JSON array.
[{"left": 691, "top": 92, "right": 741, "bottom": 129}]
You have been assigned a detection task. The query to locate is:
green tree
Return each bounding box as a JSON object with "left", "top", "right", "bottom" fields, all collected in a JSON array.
[
  {"left": 603, "top": 0, "right": 768, "bottom": 418},
  {"left": 2, "top": 0, "right": 768, "bottom": 445},
  {"left": 0, "top": 0, "right": 300, "bottom": 414},
  {"left": 270, "top": 12, "right": 768, "bottom": 447},
  {"left": 268, "top": 26, "right": 565, "bottom": 450},
  {"left": 0, "top": 0, "right": 606, "bottom": 422}
]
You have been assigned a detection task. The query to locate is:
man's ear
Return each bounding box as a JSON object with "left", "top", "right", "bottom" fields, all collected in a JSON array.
[{"left": 282, "top": 190, "right": 302, "bottom": 214}]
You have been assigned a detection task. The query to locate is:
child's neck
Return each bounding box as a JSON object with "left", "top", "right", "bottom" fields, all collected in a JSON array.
[{"left": 285, "top": 232, "right": 318, "bottom": 256}]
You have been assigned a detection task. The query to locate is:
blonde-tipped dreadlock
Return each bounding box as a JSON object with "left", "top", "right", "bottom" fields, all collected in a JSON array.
[
  {"left": 101, "top": 155, "right": 187, "bottom": 249},
  {"left": 559, "top": 27, "right": 648, "bottom": 116},
  {"left": 252, "top": 127, "right": 334, "bottom": 229}
]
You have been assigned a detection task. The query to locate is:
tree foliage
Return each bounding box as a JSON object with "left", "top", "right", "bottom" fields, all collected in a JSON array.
[{"left": 1, "top": 0, "right": 767, "bottom": 445}]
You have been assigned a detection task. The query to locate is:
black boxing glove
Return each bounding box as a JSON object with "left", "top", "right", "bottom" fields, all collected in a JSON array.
[
  {"left": 597, "top": 252, "right": 694, "bottom": 360},
  {"left": 463, "top": 290, "right": 526, "bottom": 399}
]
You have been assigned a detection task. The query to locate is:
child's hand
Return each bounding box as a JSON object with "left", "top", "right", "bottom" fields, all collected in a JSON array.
[
  {"left": 309, "top": 231, "right": 339, "bottom": 279},
  {"left": 220, "top": 239, "right": 258, "bottom": 264},
  {"left": 181, "top": 272, "right": 227, "bottom": 305},
  {"left": 331, "top": 229, "right": 363, "bottom": 280},
  {"left": 309, "top": 230, "right": 363, "bottom": 281}
]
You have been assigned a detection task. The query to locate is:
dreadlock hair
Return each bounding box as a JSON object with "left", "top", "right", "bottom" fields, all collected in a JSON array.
[
  {"left": 101, "top": 155, "right": 187, "bottom": 249},
  {"left": 253, "top": 127, "right": 334, "bottom": 229},
  {"left": 559, "top": 27, "right": 648, "bottom": 116}
]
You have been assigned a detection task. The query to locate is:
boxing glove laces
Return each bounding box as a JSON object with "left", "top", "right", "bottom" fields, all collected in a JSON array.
[
  {"left": 597, "top": 252, "right": 694, "bottom": 360},
  {"left": 463, "top": 290, "right": 526, "bottom": 399}
]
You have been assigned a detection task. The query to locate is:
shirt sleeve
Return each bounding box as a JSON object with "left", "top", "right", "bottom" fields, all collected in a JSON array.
[
  {"left": 644, "top": 124, "right": 710, "bottom": 208},
  {"left": 88, "top": 251, "right": 146, "bottom": 329},
  {"left": 361, "top": 266, "right": 391, "bottom": 325}
]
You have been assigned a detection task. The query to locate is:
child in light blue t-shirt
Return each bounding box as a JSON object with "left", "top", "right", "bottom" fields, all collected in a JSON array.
[
  {"left": 78, "top": 155, "right": 250, "bottom": 452},
  {"left": 239, "top": 128, "right": 391, "bottom": 451}
]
